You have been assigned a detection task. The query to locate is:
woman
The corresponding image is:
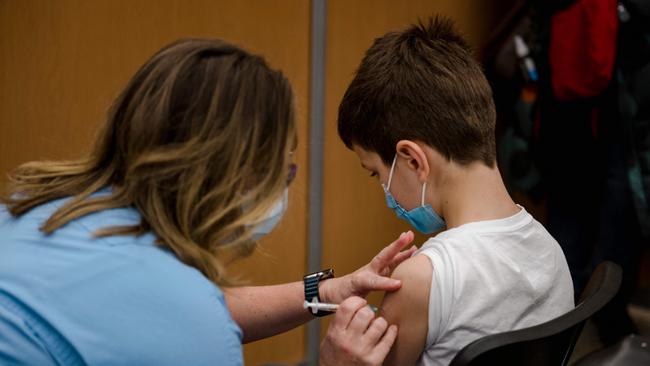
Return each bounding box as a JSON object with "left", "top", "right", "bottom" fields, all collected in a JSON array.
[{"left": 0, "top": 39, "right": 414, "bottom": 365}]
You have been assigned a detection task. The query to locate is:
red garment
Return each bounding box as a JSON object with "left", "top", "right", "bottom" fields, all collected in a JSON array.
[{"left": 550, "top": 0, "right": 618, "bottom": 101}]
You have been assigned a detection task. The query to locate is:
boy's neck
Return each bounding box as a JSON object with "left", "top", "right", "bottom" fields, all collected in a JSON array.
[{"left": 436, "top": 162, "right": 519, "bottom": 229}]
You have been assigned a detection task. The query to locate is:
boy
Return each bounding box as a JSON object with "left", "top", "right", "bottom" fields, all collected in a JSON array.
[{"left": 337, "top": 17, "right": 574, "bottom": 365}]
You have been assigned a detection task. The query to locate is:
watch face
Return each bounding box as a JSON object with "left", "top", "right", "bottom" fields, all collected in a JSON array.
[
  {"left": 322, "top": 269, "right": 334, "bottom": 279},
  {"left": 305, "top": 272, "right": 321, "bottom": 280},
  {"left": 305, "top": 269, "right": 334, "bottom": 280}
]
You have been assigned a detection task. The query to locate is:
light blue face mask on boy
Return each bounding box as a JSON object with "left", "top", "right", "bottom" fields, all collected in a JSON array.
[{"left": 382, "top": 155, "right": 446, "bottom": 234}]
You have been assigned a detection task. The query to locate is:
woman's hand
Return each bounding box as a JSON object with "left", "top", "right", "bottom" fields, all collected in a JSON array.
[
  {"left": 320, "top": 231, "right": 416, "bottom": 304},
  {"left": 224, "top": 231, "right": 415, "bottom": 343},
  {"left": 320, "top": 296, "right": 398, "bottom": 366}
]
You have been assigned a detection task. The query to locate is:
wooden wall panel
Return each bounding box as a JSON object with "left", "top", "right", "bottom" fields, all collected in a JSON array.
[{"left": 0, "top": 1, "right": 309, "bottom": 364}]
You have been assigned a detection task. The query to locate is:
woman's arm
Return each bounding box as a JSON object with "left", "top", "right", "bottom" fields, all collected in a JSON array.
[
  {"left": 224, "top": 231, "right": 416, "bottom": 343},
  {"left": 380, "top": 254, "right": 432, "bottom": 366},
  {"left": 223, "top": 281, "right": 310, "bottom": 343}
]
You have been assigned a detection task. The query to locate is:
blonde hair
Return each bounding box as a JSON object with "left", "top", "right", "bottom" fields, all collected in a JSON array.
[{"left": 2, "top": 39, "right": 297, "bottom": 286}]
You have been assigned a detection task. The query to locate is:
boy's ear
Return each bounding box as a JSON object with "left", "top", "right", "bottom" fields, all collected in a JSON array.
[{"left": 395, "top": 140, "right": 429, "bottom": 181}]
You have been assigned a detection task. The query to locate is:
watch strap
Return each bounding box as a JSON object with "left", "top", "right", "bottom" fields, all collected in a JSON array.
[{"left": 303, "top": 269, "right": 334, "bottom": 317}]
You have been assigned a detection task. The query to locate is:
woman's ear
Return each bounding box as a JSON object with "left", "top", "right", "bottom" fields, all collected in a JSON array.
[{"left": 395, "top": 140, "right": 429, "bottom": 182}]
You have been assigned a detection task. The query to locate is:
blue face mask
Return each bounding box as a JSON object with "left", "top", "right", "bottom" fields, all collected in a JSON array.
[
  {"left": 382, "top": 156, "right": 446, "bottom": 234},
  {"left": 251, "top": 188, "right": 289, "bottom": 241}
]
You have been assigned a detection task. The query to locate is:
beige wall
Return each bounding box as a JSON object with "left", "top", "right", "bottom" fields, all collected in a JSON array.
[{"left": 0, "top": 1, "right": 309, "bottom": 364}]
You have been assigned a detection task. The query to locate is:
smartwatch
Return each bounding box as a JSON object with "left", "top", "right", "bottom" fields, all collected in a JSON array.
[{"left": 303, "top": 268, "right": 335, "bottom": 317}]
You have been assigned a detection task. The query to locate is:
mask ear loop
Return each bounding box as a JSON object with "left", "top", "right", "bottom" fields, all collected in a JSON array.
[
  {"left": 386, "top": 155, "right": 398, "bottom": 190},
  {"left": 421, "top": 182, "right": 427, "bottom": 207}
]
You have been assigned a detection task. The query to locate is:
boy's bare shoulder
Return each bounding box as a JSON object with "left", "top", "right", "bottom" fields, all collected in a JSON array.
[
  {"left": 380, "top": 253, "right": 433, "bottom": 365},
  {"left": 382, "top": 254, "right": 433, "bottom": 319},
  {"left": 391, "top": 253, "right": 433, "bottom": 284}
]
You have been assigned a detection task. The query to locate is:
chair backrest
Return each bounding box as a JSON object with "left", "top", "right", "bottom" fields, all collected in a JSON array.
[{"left": 449, "top": 261, "right": 622, "bottom": 366}]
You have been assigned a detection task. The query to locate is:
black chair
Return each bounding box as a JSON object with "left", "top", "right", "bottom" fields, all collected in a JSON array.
[{"left": 450, "top": 261, "right": 623, "bottom": 366}]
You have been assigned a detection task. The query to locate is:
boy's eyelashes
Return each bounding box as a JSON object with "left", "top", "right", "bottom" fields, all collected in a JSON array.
[{"left": 369, "top": 172, "right": 378, "bottom": 178}]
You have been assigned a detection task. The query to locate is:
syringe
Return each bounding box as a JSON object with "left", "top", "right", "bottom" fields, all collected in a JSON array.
[{"left": 303, "top": 298, "right": 379, "bottom": 314}]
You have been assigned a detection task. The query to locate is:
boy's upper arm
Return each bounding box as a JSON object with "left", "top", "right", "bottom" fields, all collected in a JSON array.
[{"left": 380, "top": 254, "right": 433, "bottom": 366}]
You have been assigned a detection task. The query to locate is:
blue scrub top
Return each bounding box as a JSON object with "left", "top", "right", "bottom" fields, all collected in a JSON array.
[{"left": 0, "top": 191, "right": 243, "bottom": 365}]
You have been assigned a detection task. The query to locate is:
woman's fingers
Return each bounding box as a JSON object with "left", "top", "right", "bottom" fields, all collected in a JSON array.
[
  {"left": 321, "top": 303, "right": 399, "bottom": 366},
  {"left": 346, "top": 306, "right": 375, "bottom": 333},
  {"left": 369, "top": 324, "right": 398, "bottom": 365},
  {"left": 363, "top": 316, "right": 388, "bottom": 343},
  {"left": 389, "top": 245, "right": 418, "bottom": 271},
  {"left": 370, "top": 231, "right": 414, "bottom": 272},
  {"left": 331, "top": 296, "right": 367, "bottom": 331}
]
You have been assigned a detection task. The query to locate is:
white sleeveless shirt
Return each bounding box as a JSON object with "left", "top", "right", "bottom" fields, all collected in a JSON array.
[{"left": 414, "top": 206, "right": 574, "bottom": 366}]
